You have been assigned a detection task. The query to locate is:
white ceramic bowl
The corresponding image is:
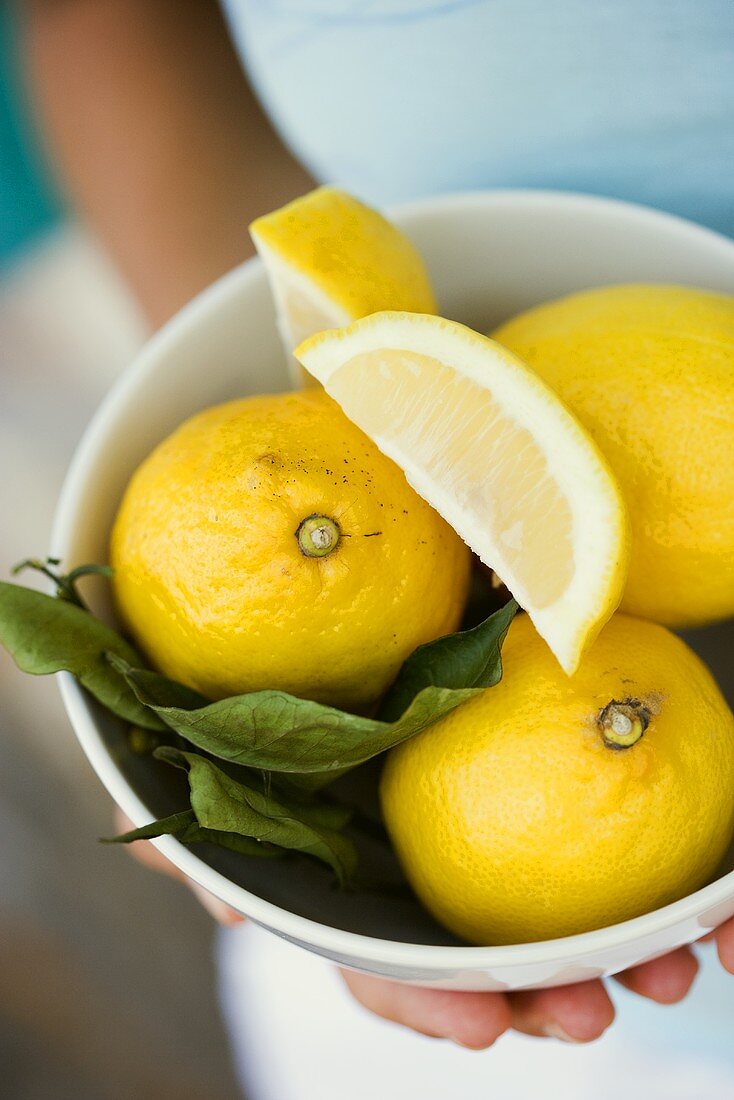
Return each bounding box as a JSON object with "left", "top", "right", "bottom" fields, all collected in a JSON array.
[{"left": 53, "top": 190, "right": 734, "bottom": 991}]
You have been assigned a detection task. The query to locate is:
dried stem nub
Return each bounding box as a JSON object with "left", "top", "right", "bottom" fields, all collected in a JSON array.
[
  {"left": 598, "top": 698, "right": 650, "bottom": 750},
  {"left": 296, "top": 514, "right": 341, "bottom": 558}
]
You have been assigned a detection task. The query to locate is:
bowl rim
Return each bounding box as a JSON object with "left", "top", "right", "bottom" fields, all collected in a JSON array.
[{"left": 52, "top": 187, "right": 734, "bottom": 970}]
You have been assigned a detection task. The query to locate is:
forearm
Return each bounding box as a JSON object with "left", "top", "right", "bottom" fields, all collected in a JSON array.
[{"left": 19, "top": 0, "right": 312, "bottom": 327}]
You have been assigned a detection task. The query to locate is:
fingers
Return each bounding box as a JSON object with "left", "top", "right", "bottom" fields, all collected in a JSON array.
[
  {"left": 114, "top": 810, "right": 244, "bottom": 925},
  {"left": 715, "top": 918, "right": 734, "bottom": 973},
  {"left": 509, "top": 980, "right": 615, "bottom": 1043},
  {"left": 340, "top": 970, "right": 512, "bottom": 1049},
  {"left": 614, "top": 946, "right": 699, "bottom": 1004},
  {"left": 341, "top": 971, "right": 618, "bottom": 1047}
]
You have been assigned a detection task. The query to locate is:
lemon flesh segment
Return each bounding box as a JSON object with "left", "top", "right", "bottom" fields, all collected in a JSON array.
[
  {"left": 296, "top": 312, "right": 630, "bottom": 674},
  {"left": 250, "top": 187, "right": 437, "bottom": 386}
]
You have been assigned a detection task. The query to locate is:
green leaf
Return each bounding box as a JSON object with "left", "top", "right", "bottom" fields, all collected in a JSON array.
[
  {"left": 107, "top": 601, "right": 517, "bottom": 780},
  {"left": 156, "top": 748, "right": 358, "bottom": 885},
  {"left": 143, "top": 745, "right": 354, "bottom": 829},
  {"left": 110, "top": 654, "right": 467, "bottom": 778},
  {"left": 0, "top": 581, "right": 165, "bottom": 731},
  {"left": 108, "top": 664, "right": 210, "bottom": 710},
  {"left": 378, "top": 598, "right": 518, "bottom": 721},
  {"left": 103, "top": 809, "right": 197, "bottom": 842},
  {"left": 103, "top": 807, "right": 284, "bottom": 858},
  {"left": 281, "top": 793, "right": 353, "bottom": 832}
]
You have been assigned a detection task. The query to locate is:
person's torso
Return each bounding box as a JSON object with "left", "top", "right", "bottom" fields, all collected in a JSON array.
[{"left": 222, "top": 0, "right": 733, "bottom": 234}]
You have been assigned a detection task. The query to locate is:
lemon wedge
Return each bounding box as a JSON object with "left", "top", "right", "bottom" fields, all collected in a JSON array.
[
  {"left": 250, "top": 187, "right": 437, "bottom": 385},
  {"left": 296, "top": 312, "right": 630, "bottom": 673}
]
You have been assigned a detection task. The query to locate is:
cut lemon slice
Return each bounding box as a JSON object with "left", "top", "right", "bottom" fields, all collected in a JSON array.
[
  {"left": 296, "top": 312, "right": 630, "bottom": 673},
  {"left": 250, "top": 187, "right": 437, "bottom": 385}
]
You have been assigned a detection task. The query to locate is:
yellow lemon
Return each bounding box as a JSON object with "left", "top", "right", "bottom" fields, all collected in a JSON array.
[
  {"left": 250, "top": 187, "right": 437, "bottom": 384},
  {"left": 297, "top": 312, "right": 629, "bottom": 675},
  {"left": 110, "top": 390, "right": 470, "bottom": 711},
  {"left": 381, "top": 613, "right": 734, "bottom": 945},
  {"left": 493, "top": 284, "right": 734, "bottom": 627}
]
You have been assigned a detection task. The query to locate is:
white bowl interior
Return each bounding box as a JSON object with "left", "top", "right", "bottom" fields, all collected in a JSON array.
[{"left": 53, "top": 191, "right": 734, "bottom": 985}]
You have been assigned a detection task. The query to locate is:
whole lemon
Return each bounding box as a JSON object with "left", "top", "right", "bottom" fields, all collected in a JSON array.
[
  {"left": 381, "top": 613, "right": 734, "bottom": 945},
  {"left": 110, "top": 390, "right": 470, "bottom": 711},
  {"left": 493, "top": 285, "right": 734, "bottom": 627}
]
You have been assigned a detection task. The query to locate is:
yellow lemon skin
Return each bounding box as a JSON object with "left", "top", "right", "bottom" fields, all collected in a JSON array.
[
  {"left": 381, "top": 613, "right": 734, "bottom": 945},
  {"left": 110, "top": 390, "right": 470, "bottom": 712},
  {"left": 250, "top": 186, "right": 437, "bottom": 320},
  {"left": 493, "top": 285, "right": 734, "bottom": 628}
]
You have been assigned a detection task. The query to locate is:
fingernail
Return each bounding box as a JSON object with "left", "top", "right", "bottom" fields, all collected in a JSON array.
[
  {"left": 448, "top": 1035, "right": 487, "bottom": 1050},
  {"left": 542, "top": 1022, "right": 580, "bottom": 1043},
  {"left": 448, "top": 1035, "right": 474, "bottom": 1049}
]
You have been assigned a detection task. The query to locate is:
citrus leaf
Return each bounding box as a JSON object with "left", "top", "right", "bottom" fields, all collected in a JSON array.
[
  {"left": 155, "top": 748, "right": 358, "bottom": 885},
  {"left": 282, "top": 795, "right": 353, "bottom": 832},
  {"left": 103, "top": 807, "right": 284, "bottom": 858},
  {"left": 103, "top": 809, "right": 196, "bottom": 841},
  {"left": 107, "top": 665, "right": 210, "bottom": 711},
  {"left": 0, "top": 581, "right": 165, "bottom": 730},
  {"left": 378, "top": 598, "right": 517, "bottom": 721},
  {"left": 106, "top": 601, "right": 516, "bottom": 779},
  {"left": 109, "top": 654, "right": 477, "bottom": 778},
  {"left": 145, "top": 748, "right": 354, "bottom": 830}
]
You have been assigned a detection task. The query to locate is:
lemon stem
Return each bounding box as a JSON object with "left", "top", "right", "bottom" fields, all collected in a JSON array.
[
  {"left": 598, "top": 699, "right": 650, "bottom": 750},
  {"left": 296, "top": 514, "right": 341, "bottom": 558}
]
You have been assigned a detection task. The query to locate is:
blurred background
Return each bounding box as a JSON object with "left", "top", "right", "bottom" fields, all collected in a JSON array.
[{"left": 0, "top": 4, "right": 243, "bottom": 1094}]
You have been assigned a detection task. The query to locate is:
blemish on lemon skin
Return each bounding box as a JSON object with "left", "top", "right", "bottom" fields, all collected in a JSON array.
[{"left": 642, "top": 692, "right": 664, "bottom": 716}]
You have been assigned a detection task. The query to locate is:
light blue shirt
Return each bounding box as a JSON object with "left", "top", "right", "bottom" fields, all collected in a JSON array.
[{"left": 222, "top": 0, "right": 733, "bottom": 236}]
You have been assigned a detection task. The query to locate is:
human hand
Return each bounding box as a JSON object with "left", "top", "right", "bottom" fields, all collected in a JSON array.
[
  {"left": 117, "top": 811, "right": 732, "bottom": 1047},
  {"left": 340, "top": 945, "right": 700, "bottom": 1048}
]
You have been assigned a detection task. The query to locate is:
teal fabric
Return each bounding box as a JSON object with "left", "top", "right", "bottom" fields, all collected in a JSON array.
[
  {"left": 222, "top": 0, "right": 734, "bottom": 236},
  {"left": 0, "top": 3, "right": 61, "bottom": 265}
]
